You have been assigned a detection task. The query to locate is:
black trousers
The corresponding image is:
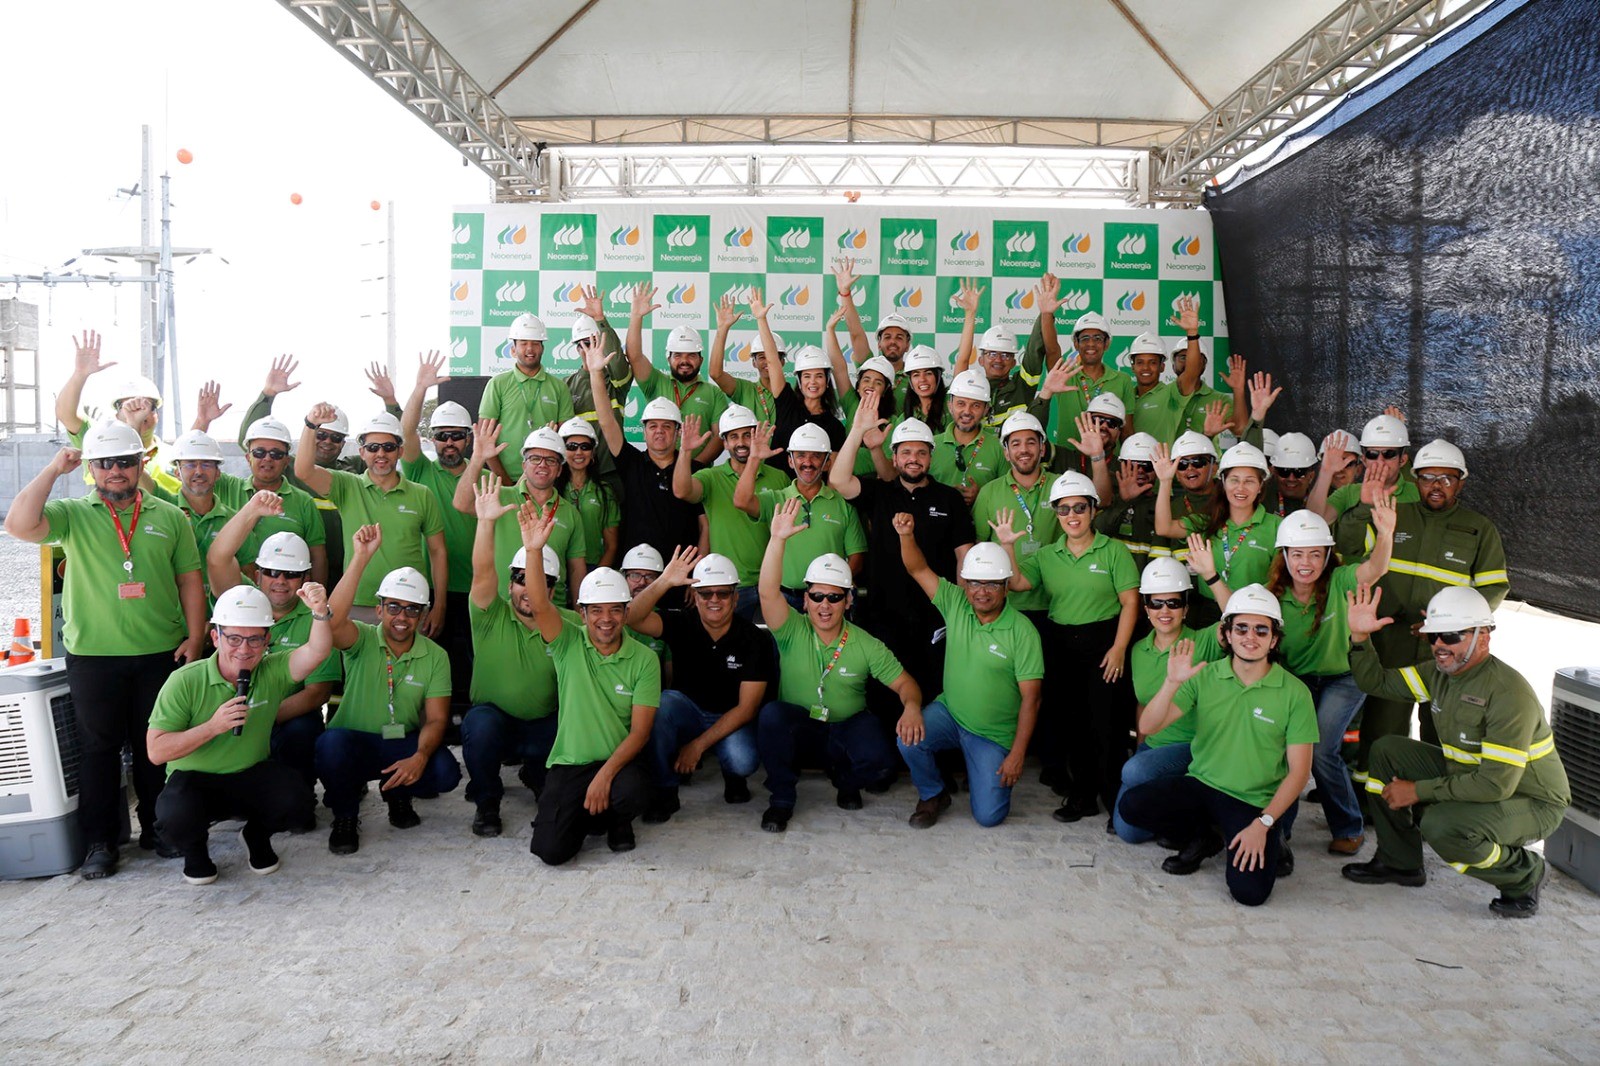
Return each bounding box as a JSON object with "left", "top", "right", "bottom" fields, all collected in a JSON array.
[
  {"left": 443, "top": 591, "right": 474, "bottom": 717},
  {"left": 64, "top": 650, "right": 181, "bottom": 846},
  {"left": 155, "top": 763, "right": 314, "bottom": 859},
  {"left": 530, "top": 760, "right": 649, "bottom": 866},
  {"left": 1040, "top": 617, "right": 1134, "bottom": 812},
  {"left": 1119, "top": 775, "right": 1298, "bottom": 907}
]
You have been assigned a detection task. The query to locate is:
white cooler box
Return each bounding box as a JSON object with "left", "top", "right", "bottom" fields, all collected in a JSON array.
[
  {"left": 0, "top": 659, "right": 86, "bottom": 879},
  {"left": 1548, "top": 666, "right": 1600, "bottom": 896}
]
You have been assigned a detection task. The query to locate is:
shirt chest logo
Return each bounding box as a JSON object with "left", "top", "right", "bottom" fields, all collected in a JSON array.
[
  {"left": 725, "top": 655, "right": 742, "bottom": 669},
  {"left": 1251, "top": 706, "right": 1277, "bottom": 725},
  {"left": 987, "top": 642, "right": 1008, "bottom": 660},
  {"left": 397, "top": 505, "right": 419, "bottom": 516},
  {"left": 928, "top": 507, "right": 948, "bottom": 518},
  {"left": 141, "top": 524, "right": 169, "bottom": 539},
  {"left": 613, "top": 682, "right": 632, "bottom": 696}
]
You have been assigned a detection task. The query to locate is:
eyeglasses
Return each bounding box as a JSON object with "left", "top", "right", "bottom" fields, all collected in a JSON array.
[
  {"left": 1176, "top": 457, "right": 1212, "bottom": 471},
  {"left": 980, "top": 350, "right": 1016, "bottom": 361},
  {"left": 362, "top": 442, "right": 399, "bottom": 454},
  {"left": 249, "top": 448, "right": 289, "bottom": 461},
  {"left": 432, "top": 431, "right": 469, "bottom": 443},
  {"left": 523, "top": 454, "right": 561, "bottom": 468},
  {"left": 216, "top": 631, "right": 268, "bottom": 649},
  {"left": 565, "top": 440, "right": 596, "bottom": 452},
  {"left": 1229, "top": 622, "right": 1274, "bottom": 638},
  {"left": 314, "top": 430, "right": 346, "bottom": 444},
  {"left": 1144, "top": 596, "right": 1187, "bottom": 610},
  {"left": 1425, "top": 630, "right": 1469, "bottom": 645},
  {"left": 1076, "top": 333, "right": 1109, "bottom": 345},
  {"left": 1362, "top": 448, "right": 1402, "bottom": 461},
  {"left": 177, "top": 460, "right": 220, "bottom": 471},
  {"left": 91, "top": 456, "right": 141, "bottom": 470},
  {"left": 257, "top": 566, "right": 308, "bottom": 580},
  {"left": 1053, "top": 501, "right": 1092, "bottom": 516},
  {"left": 1274, "top": 467, "right": 1313, "bottom": 478},
  {"left": 381, "top": 601, "right": 425, "bottom": 617},
  {"left": 806, "top": 590, "right": 848, "bottom": 604},
  {"left": 965, "top": 579, "right": 1007, "bottom": 591},
  {"left": 697, "top": 588, "right": 736, "bottom": 600},
  {"left": 1416, "top": 472, "right": 1460, "bottom": 486}
]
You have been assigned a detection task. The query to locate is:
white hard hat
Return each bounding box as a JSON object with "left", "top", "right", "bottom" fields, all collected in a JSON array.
[
  {"left": 891, "top": 418, "right": 935, "bottom": 448},
  {"left": 640, "top": 397, "right": 682, "bottom": 424},
  {"left": 901, "top": 346, "right": 943, "bottom": 375},
  {"left": 665, "top": 325, "right": 704, "bottom": 354},
  {"left": 1275, "top": 511, "right": 1335, "bottom": 549},
  {"left": 1086, "top": 393, "right": 1126, "bottom": 422},
  {"left": 510, "top": 545, "right": 561, "bottom": 579},
  {"left": 376, "top": 567, "right": 431, "bottom": 605},
  {"left": 521, "top": 426, "right": 566, "bottom": 460},
  {"left": 111, "top": 375, "right": 162, "bottom": 406},
  {"left": 1273, "top": 432, "right": 1318, "bottom": 470},
  {"left": 948, "top": 370, "right": 992, "bottom": 403},
  {"left": 1071, "top": 312, "right": 1110, "bottom": 338},
  {"left": 429, "top": 401, "right": 473, "bottom": 431},
  {"left": 1260, "top": 428, "right": 1280, "bottom": 464},
  {"left": 717, "top": 404, "right": 757, "bottom": 436},
  {"left": 1219, "top": 442, "right": 1270, "bottom": 474},
  {"left": 323, "top": 406, "right": 351, "bottom": 436},
  {"left": 81, "top": 421, "right": 145, "bottom": 461},
  {"left": 508, "top": 313, "right": 547, "bottom": 342},
  {"left": 255, "top": 532, "right": 312, "bottom": 573},
  {"left": 1420, "top": 586, "right": 1494, "bottom": 633},
  {"left": 857, "top": 356, "right": 898, "bottom": 386},
  {"left": 803, "top": 553, "right": 853, "bottom": 588},
  {"left": 1140, "top": 557, "right": 1193, "bottom": 595},
  {"left": 620, "top": 544, "right": 665, "bottom": 573},
  {"left": 1000, "top": 411, "right": 1045, "bottom": 442},
  {"left": 1171, "top": 336, "right": 1212, "bottom": 359},
  {"left": 358, "top": 413, "right": 403, "bottom": 441},
  {"left": 1171, "top": 430, "right": 1218, "bottom": 461},
  {"left": 691, "top": 553, "right": 740, "bottom": 588},
  {"left": 244, "top": 416, "right": 294, "bottom": 445},
  {"left": 1119, "top": 432, "right": 1159, "bottom": 464},
  {"left": 578, "top": 566, "right": 632, "bottom": 605},
  {"left": 1359, "top": 414, "right": 1410, "bottom": 449},
  {"left": 792, "top": 346, "right": 831, "bottom": 374},
  {"left": 558, "top": 416, "right": 596, "bottom": 441},
  {"left": 959, "top": 542, "right": 1013, "bottom": 582},
  {"left": 170, "top": 430, "right": 223, "bottom": 463},
  {"left": 210, "top": 584, "right": 274, "bottom": 628},
  {"left": 787, "top": 423, "right": 833, "bottom": 454},
  {"left": 1413, "top": 438, "right": 1468, "bottom": 478},
  {"left": 1127, "top": 333, "right": 1167, "bottom": 357},
  {"left": 1220, "top": 583, "right": 1283, "bottom": 625},
  {"left": 877, "top": 313, "right": 912, "bottom": 337},
  {"left": 978, "top": 326, "right": 1018, "bottom": 355},
  {"left": 1048, "top": 471, "right": 1099, "bottom": 505},
  {"left": 570, "top": 315, "right": 601, "bottom": 344},
  {"left": 750, "top": 330, "right": 787, "bottom": 356}
]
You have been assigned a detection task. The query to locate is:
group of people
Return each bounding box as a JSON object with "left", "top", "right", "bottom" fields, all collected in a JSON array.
[{"left": 11, "top": 260, "right": 1566, "bottom": 916}]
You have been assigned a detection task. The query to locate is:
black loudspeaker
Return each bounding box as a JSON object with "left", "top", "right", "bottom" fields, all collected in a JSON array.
[{"left": 437, "top": 376, "right": 490, "bottom": 420}]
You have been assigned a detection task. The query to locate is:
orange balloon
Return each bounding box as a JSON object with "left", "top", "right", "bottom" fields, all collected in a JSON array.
[
  {"left": 370, "top": 200, "right": 382, "bottom": 211},
  {"left": 175, "top": 148, "right": 193, "bottom": 165},
  {"left": 290, "top": 193, "right": 303, "bottom": 205}
]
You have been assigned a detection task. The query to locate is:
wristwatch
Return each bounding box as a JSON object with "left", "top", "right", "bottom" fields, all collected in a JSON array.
[{"left": 1257, "top": 812, "right": 1275, "bottom": 828}]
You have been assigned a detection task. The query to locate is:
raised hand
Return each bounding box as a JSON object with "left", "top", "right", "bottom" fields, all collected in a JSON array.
[
  {"left": 306, "top": 401, "right": 338, "bottom": 427},
  {"left": 1346, "top": 583, "right": 1393, "bottom": 637},
  {"left": 415, "top": 349, "right": 449, "bottom": 392},
  {"left": 263, "top": 354, "right": 300, "bottom": 397},
  {"left": 246, "top": 489, "right": 285, "bottom": 518},
  {"left": 987, "top": 507, "right": 1023, "bottom": 546},
  {"left": 952, "top": 278, "right": 985, "bottom": 315},
  {"left": 1165, "top": 638, "right": 1204, "bottom": 684},
  {"left": 365, "top": 362, "right": 397, "bottom": 405},
  {"left": 195, "top": 380, "right": 231, "bottom": 425},
  {"left": 1224, "top": 354, "right": 1247, "bottom": 395},
  {"left": 472, "top": 418, "right": 507, "bottom": 462},
  {"left": 73, "top": 330, "right": 114, "bottom": 377},
  {"left": 1040, "top": 353, "right": 1081, "bottom": 397},
  {"left": 1320, "top": 429, "right": 1352, "bottom": 458},
  {"left": 826, "top": 302, "right": 848, "bottom": 330},
  {"left": 577, "top": 284, "right": 604, "bottom": 322},
  {"left": 1114, "top": 460, "right": 1148, "bottom": 502},
  {"left": 1202, "top": 399, "right": 1230, "bottom": 438},
  {"left": 1064, "top": 411, "right": 1103, "bottom": 459},
  {"left": 662, "top": 545, "right": 701, "bottom": 587},
  {"left": 1186, "top": 532, "right": 1217, "bottom": 579},
  {"left": 350, "top": 523, "right": 383, "bottom": 560},
  {"left": 50, "top": 447, "right": 83, "bottom": 477},
  {"left": 714, "top": 292, "right": 744, "bottom": 331},
  {"left": 832, "top": 257, "right": 858, "bottom": 294},
  {"left": 1168, "top": 293, "right": 1200, "bottom": 336},
  {"left": 473, "top": 472, "right": 513, "bottom": 521},
  {"left": 1383, "top": 405, "right": 1406, "bottom": 423},
  {"left": 1248, "top": 371, "right": 1281, "bottom": 423},
  {"left": 296, "top": 581, "right": 329, "bottom": 615},
  {"left": 1033, "top": 273, "right": 1060, "bottom": 315},
  {"left": 517, "top": 498, "right": 557, "bottom": 551},
  {"left": 630, "top": 283, "right": 660, "bottom": 320},
  {"left": 748, "top": 287, "right": 768, "bottom": 321},
  {"left": 1370, "top": 487, "right": 1397, "bottom": 539},
  {"left": 1151, "top": 442, "right": 1178, "bottom": 482},
  {"left": 583, "top": 337, "right": 610, "bottom": 374},
  {"left": 771, "top": 496, "right": 808, "bottom": 540},
  {"left": 891, "top": 511, "right": 915, "bottom": 537},
  {"left": 751, "top": 421, "right": 784, "bottom": 463},
  {"left": 681, "top": 413, "right": 712, "bottom": 455}
]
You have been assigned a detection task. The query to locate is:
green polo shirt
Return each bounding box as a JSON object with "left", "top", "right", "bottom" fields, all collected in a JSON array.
[
  {"left": 1176, "top": 383, "right": 1233, "bottom": 438},
  {"left": 1177, "top": 659, "right": 1319, "bottom": 808},
  {"left": 931, "top": 580, "right": 1044, "bottom": 748},
  {"left": 973, "top": 470, "right": 1062, "bottom": 614},
  {"left": 1048, "top": 368, "right": 1136, "bottom": 453},
  {"left": 637, "top": 373, "right": 729, "bottom": 430},
  {"left": 327, "top": 623, "right": 451, "bottom": 734},
  {"left": 1326, "top": 476, "right": 1421, "bottom": 516},
  {"left": 546, "top": 623, "right": 662, "bottom": 766},
  {"left": 696, "top": 462, "right": 788, "bottom": 585},
  {"left": 268, "top": 597, "right": 342, "bottom": 687},
  {"left": 756, "top": 484, "right": 868, "bottom": 588},
  {"left": 560, "top": 479, "right": 620, "bottom": 568},
  {"left": 149, "top": 651, "right": 296, "bottom": 777},
  {"left": 1180, "top": 506, "right": 1283, "bottom": 602},
  {"left": 1017, "top": 533, "right": 1139, "bottom": 626},
  {"left": 469, "top": 598, "right": 571, "bottom": 720},
  {"left": 212, "top": 473, "right": 326, "bottom": 567},
  {"left": 770, "top": 610, "right": 903, "bottom": 723},
  {"left": 929, "top": 426, "right": 1006, "bottom": 491},
  {"left": 1133, "top": 625, "right": 1224, "bottom": 748},
  {"left": 1129, "top": 382, "right": 1188, "bottom": 445},
  {"left": 399, "top": 455, "right": 474, "bottom": 594},
  {"left": 144, "top": 490, "right": 242, "bottom": 600},
  {"left": 492, "top": 484, "right": 587, "bottom": 602},
  {"left": 43, "top": 491, "right": 201, "bottom": 656},
  {"left": 728, "top": 377, "right": 781, "bottom": 429},
  {"left": 67, "top": 424, "right": 180, "bottom": 495},
  {"left": 480, "top": 367, "right": 577, "bottom": 454},
  {"left": 324, "top": 469, "right": 444, "bottom": 606},
  {"left": 1277, "top": 563, "right": 1361, "bottom": 678}
]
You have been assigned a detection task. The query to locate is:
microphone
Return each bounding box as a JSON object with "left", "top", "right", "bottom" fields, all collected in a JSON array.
[{"left": 232, "top": 668, "right": 252, "bottom": 737}]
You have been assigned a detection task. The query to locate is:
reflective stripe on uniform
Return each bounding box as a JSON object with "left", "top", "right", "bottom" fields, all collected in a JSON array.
[
  {"left": 1148, "top": 545, "right": 1174, "bottom": 558},
  {"left": 1398, "top": 666, "right": 1432, "bottom": 703},
  {"left": 1448, "top": 842, "right": 1503, "bottom": 874},
  {"left": 1481, "top": 741, "right": 1528, "bottom": 768},
  {"left": 1529, "top": 735, "right": 1556, "bottom": 761},
  {"left": 1364, "top": 776, "right": 1387, "bottom": 794},
  {"left": 1389, "top": 558, "right": 1472, "bottom": 587},
  {"left": 1472, "top": 569, "right": 1509, "bottom": 587},
  {"left": 1441, "top": 744, "right": 1482, "bottom": 765}
]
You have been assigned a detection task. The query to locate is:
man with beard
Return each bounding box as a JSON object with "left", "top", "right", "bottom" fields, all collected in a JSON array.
[
  {"left": 151, "top": 430, "right": 248, "bottom": 601},
  {"left": 206, "top": 493, "right": 343, "bottom": 799},
  {"left": 1024, "top": 310, "right": 1135, "bottom": 456},
  {"left": 1343, "top": 585, "right": 1567, "bottom": 919},
  {"left": 975, "top": 412, "right": 1066, "bottom": 631},
  {"left": 458, "top": 477, "right": 568, "bottom": 838},
  {"left": 673, "top": 405, "right": 789, "bottom": 620},
  {"left": 55, "top": 331, "right": 180, "bottom": 494},
  {"left": 6, "top": 423, "right": 206, "bottom": 878},
  {"left": 929, "top": 370, "right": 1004, "bottom": 505},
  {"left": 1309, "top": 414, "right": 1420, "bottom": 561},
  {"left": 626, "top": 286, "right": 727, "bottom": 465},
  {"left": 297, "top": 404, "right": 447, "bottom": 633},
  {"left": 1124, "top": 330, "right": 1199, "bottom": 446},
  {"left": 1262, "top": 432, "right": 1319, "bottom": 517},
  {"left": 478, "top": 313, "right": 577, "bottom": 484}
]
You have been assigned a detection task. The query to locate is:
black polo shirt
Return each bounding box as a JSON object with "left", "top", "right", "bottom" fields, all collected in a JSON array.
[
  {"left": 658, "top": 610, "right": 776, "bottom": 715},
  {"left": 614, "top": 443, "right": 704, "bottom": 561},
  {"left": 851, "top": 476, "right": 975, "bottom": 627}
]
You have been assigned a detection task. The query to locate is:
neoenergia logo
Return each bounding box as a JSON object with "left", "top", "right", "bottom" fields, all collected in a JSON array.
[
  {"left": 837, "top": 228, "right": 868, "bottom": 250},
  {"left": 452, "top": 224, "right": 473, "bottom": 245},
  {"left": 495, "top": 279, "right": 527, "bottom": 304},
  {"left": 664, "top": 224, "right": 698, "bottom": 248},
  {"left": 891, "top": 229, "right": 925, "bottom": 253},
  {"left": 1061, "top": 233, "right": 1092, "bottom": 254},
  {"left": 606, "top": 282, "right": 635, "bottom": 307},
  {"left": 450, "top": 336, "right": 470, "bottom": 359},
  {"left": 549, "top": 224, "right": 583, "bottom": 246},
  {"left": 497, "top": 224, "right": 528, "bottom": 246},
  {"left": 1003, "top": 289, "right": 1035, "bottom": 311},
  {"left": 777, "top": 284, "right": 810, "bottom": 306},
  {"left": 1171, "top": 235, "right": 1202, "bottom": 257},
  {"left": 609, "top": 224, "right": 641, "bottom": 247},
  {"left": 950, "top": 230, "right": 981, "bottom": 252},
  {"left": 777, "top": 226, "right": 811, "bottom": 251},
  {"left": 1004, "top": 231, "right": 1036, "bottom": 255},
  {"left": 1168, "top": 290, "right": 1203, "bottom": 314},
  {"left": 665, "top": 283, "right": 697, "bottom": 305},
  {"left": 891, "top": 288, "right": 923, "bottom": 308},
  {"left": 1060, "top": 288, "right": 1093, "bottom": 311},
  {"left": 1114, "top": 290, "right": 1146, "bottom": 312},
  {"left": 451, "top": 280, "right": 471, "bottom": 302},
  {"left": 549, "top": 282, "right": 584, "bottom": 304},
  {"left": 724, "top": 226, "right": 754, "bottom": 248},
  {"left": 1116, "top": 233, "right": 1147, "bottom": 257},
  {"left": 721, "top": 284, "right": 758, "bottom": 305}
]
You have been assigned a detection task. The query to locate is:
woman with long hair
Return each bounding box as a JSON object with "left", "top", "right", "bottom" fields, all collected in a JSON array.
[{"left": 555, "top": 417, "right": 619, "bottom": 569}]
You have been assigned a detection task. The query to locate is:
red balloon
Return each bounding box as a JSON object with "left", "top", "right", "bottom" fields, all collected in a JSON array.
[
  {"left": 175, "top": 148, "right": 193, "bottom": 165},
  {"left": 370, "top": 200, "right": 382, "bottom": 211}
]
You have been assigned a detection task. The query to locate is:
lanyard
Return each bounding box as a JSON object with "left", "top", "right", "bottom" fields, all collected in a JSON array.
[
  {"left": 672, "top": 380, "right": 702, "bottom": 409},
  {"left": 816, "top": 626, "right": 850, "bottom": 710},
  {"left": 1219, "top": 523, "right": 1253, "bottom": 577},
  {"left": 1010, "top": 477, "right": 1037, "bottom": 538},
  {"left": 755, "top": 384, "right": 776, "bottom": 424},
  {"left": 108, "top": 491, "right": 143, "bottom": 576},
  {"left": 384, "top": 650, "right": 398, "bottom": 725},
  {"left": 952, "top": 431, "right": 985, "bottom": 474}
]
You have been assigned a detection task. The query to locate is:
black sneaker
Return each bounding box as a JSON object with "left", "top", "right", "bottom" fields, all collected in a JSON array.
[
  {"left": 239, "top": 827, "right": 280, "bottom": 875},
  {"left": 836, "top": 787, "right": 864, "bottom": 811},
  {"left": 1276, "top": 844, "right": 1295, "bottom": 878},
  {"left": 79, "top": 842, "right": 118, "bottom": 880},
  {"left": 472, "top": 802, "right": 503, "bottom": 838},
  {"left": 642, "top": 788, "right": 680, "bottom": 825},
  {"left": 1051, "top": 798, "right": 1097, "bottom": 824},
  {"left": 182, "top": 854, "right": 219, "bottom": 886},
  {"left": 1489, "top": 859, "right": 1548, "bottom": 919},
  {"left": 607, "top": 820, "right": 636, "bottom": 853},
  {"left": 1341, "top": 859, "right": 1426, "bottom": 887},
  {"left": 328, "top": 815, "right": 360, "bottom": 855},
  {"left": 1161, "top": 832, "right": 1224, "bottom": 876},
  {"left": 722, "top": 773, "right": 752, "bottom": 804},
  {"left": 386, "top": 796, "right": 421, "bottom": 829},
  {"left": 138, "top": 829, "right": 181, "bottom": 860},
  {"left": 761, "top": 805, "right": 793, "bottom": 833}
]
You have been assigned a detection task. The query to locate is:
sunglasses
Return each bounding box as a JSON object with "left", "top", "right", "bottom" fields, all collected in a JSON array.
[
  {"left": 1144, "top": 596, "right": 1187, "bottom": 610},
  {"left": 696, "top": 588, "right": 736, "bottom": 600},
  {"left": 1123, "top": 461, "right": 1154, "bottom": 474},
  {"left": 1425, "top": 630, "right": 1469, "bottom": 645},
  {"left": 381, "top": 601, "right": 425, "bottom": 617},
  {"left": 1053, "top": 501, "right": 1092, "bottom": 516},
  {"left": 1229, "top": 622, "right": 1274, "bottom": 638},
  {"left": 91, "top": 456, "right": 140, "bottom": 470},
  {"left": 216, "top": 631, "right": 268, "bottom": 649},
  {"left": 250, "top": 448, "right": 289, "bottom": 461},
  {"left": 806, "top": 590, "right": 848, "bottom": 604},
  {"left": 1091, "top": 416, "right": 1124, "bottom": 431},
  {"left": 1176, "top": 457, "right": 1212, "bottom": 471},
  {"left": 1362, "top": 448, "right": 1402, "bottom": 461},
  {"left": 432, "top": 431, "right": 469, "bottom": 443},
  {"left": 362, "top": 442, "right": 400, "bottom": 454},
  {"left": 565, "top": 440, "right": 595, "bottom": 452},
  {"left": 314, "top": 430, "right": 346, "bottom": 444},
  {"left": 1274, "top": 467, "right": 1313, "bottom": 478},
  {"left": 1416, "top": 472, "right": 1460, "bottom": 485},
  {"left": 257, "top": 566, "right": 308, "bottom": 580}
]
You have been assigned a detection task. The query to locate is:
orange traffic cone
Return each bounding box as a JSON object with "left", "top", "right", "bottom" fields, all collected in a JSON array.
[{"left": 8, "top": 619, "right": 34, "bottom": 666}]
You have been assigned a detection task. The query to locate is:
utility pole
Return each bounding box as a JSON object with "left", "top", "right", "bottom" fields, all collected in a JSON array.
[{"left": 387, "top": 201, "right": 397, "bottom": 381}]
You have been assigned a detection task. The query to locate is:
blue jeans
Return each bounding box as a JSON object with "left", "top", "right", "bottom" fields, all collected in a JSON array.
[
  {"left": 649, "top": 690, "right": 760, "bottom": 789},
  {"left": 897, "top": 701, "right": 1014, "bottom": 827},
  {"left": 1303, "top": 672, "right": 1367, "bottom": 840},
  {"left": 735, "top": 585, "right": 762, "bottom": 621},
  {"left": 314, "top": 728, "right": 462, "bottom": 818},
  {"left": 1113, "top": 741, "right": 1193, "bottom": 843},
  {"left": 459, "top": 703, "right": 558, "bottom": 805},
  {"left": 757, "top": 701, "right": 895, "bottom": 810}
]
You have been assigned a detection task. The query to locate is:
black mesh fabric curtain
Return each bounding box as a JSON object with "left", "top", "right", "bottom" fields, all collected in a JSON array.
[{"left": 1206, "top": 0, "right": 1600, "bottom": 620}]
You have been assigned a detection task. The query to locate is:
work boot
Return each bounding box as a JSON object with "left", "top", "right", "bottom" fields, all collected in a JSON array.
[
  {"left": 1340, "top": 858, "right": 1425, "bottom": 887},
  {"left": 607, "top": 818, "right": 636, "bottom": 853},
  {"left": 1489, "top": 859, "right": 1547, "bottom": 919},
  {"left": 836, "top": 787, "right": 864, "bottom": 811},
  {"left": 1276, "top": 844, "right": 1295, "bottom": 878},
  {"left": 908, "top": 792, "right": 951, "bottom": 829},
  {"left": 328, "top": 815, "right": 360, "bottom": 855},
  {"left": 1052, "top": 797, "right": 1098, "bottom": 824},
  {"left": 182, "top": 853, "right": 219, "bottom": 886},
  {"left": 722, "top": 773, "right": 752, "bottom": 804},
  {"left": 79, "top": 842, "right": 119, "bottom": 880},
  {"left": 1328, "top": 834, "right": 1365, "bottom": 856},
  {"left": 386, "top": 795, "right": 421, "bottom": 829},
  {"left": 240, "top": 826, "right": 280, "bottom": 875},
  {"left": 761, "top": 805, "right": 793, "bottom": 833},
  {"left": 138, "top": 828, "right": 181, "bottom": 860},
  {"left": 471, "top": 801, "right": 503, "bottom": 838},
  {"left": 642, "top": 788, "right": 680, "bottom": 825},
  {"left": 1161, "top": 831, "right": 1223, "bottom": 876}
]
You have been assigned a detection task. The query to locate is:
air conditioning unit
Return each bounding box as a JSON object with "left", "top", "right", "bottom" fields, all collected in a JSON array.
[
  {"left": 0, "top": 658, "right": 85, "bottom": 879},
  {"left": 1548, "top": 666, "right": 1600, "bottom": 896}
]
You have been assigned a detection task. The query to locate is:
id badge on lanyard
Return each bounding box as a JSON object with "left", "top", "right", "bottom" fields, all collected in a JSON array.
[{"left": 112, "top": 493, "right": 146, "bottom": 599}]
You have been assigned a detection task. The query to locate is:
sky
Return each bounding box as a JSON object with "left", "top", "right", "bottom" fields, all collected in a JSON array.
[{"left": 0, "top": 0, "right": 490, "bottom": 440}]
